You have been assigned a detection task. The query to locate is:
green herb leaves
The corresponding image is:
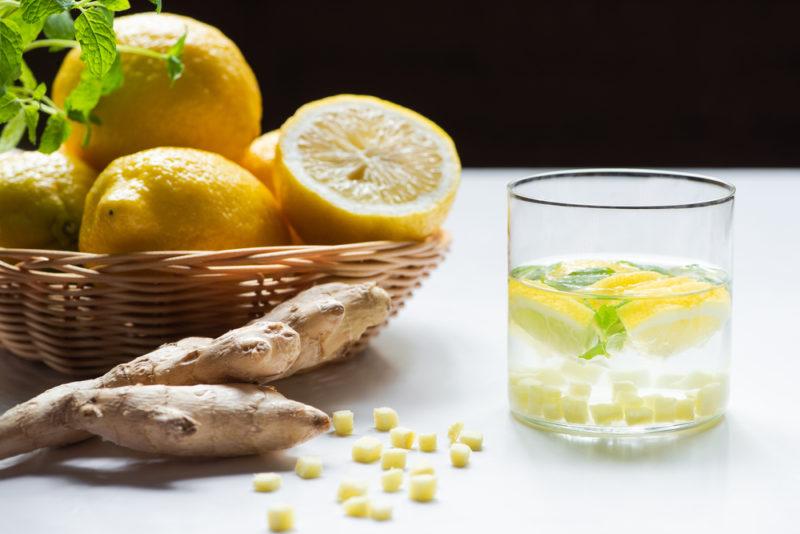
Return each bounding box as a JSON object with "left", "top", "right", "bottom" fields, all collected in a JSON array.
[
  {"left": 0, "top": 20, "right": 22, "bottom": 86},
  {"left": 579, "top": 303, "right": 628, "bottom": 360},
  {"left": 39, "top": 112, "right": 69, "bottom": 153},
  {"left": 543, "top": 267, "right": 614, "bottom": 292},
  {"left": 165, "top": 30, "right": 185, "bottom": 82},
  {"left": 21, "top": 0, "right": 65, "bottom": 25},
  {"left": 74, "top": 6, "right": 115, "bottom": 79}
]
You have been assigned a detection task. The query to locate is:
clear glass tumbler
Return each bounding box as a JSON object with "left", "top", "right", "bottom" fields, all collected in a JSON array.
[{"left": 507, "top": 169, "right": 734, "bottom": 435}]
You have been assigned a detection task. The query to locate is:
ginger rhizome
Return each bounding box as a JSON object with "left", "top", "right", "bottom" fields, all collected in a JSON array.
[{"left": 0, "top": 282, "right": 391, "bottom": 460}]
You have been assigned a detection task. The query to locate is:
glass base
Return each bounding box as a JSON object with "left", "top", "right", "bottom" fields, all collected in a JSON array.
[{"left": 511, "top": 409, "right": 724, "bottom": 438}]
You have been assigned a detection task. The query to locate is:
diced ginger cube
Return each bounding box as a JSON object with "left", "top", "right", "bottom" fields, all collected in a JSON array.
[
  {"left": 541, "top": 385, "right": 562, "bottom": 403},
  {"left": 696, "top": 383, "right": 726, "bottom": 417},
  {"left": 409, "top": 461, "right": 435, "bottom": 476},
  {"left": 369, "top": 501, "right": 393, "bottom": 521},
  {"left": 653, "top": 396, "right": 677, "bottom": 422},
  {"left": 680, "top": 371, "right": 714, "bottom": 390},
  {"left": 510, "top": 378, "right": 543, "bottom": 416},
  {"left": 624, "top": 406, "right": 654, "bottom": 426},
  {"left": 675, "top": 398, "right": 695, "bottom": 421},
  {"left": 590, "top": 403, "right": 623, "bottom": 425},
  {"left": 562, "top": 396, "right": 589, "bottom": 424},
  {"left": 381, "top": 448, "right": 407, "bottom": 470},
  {"left": 390, "top": 427, "right": 415, "bottom": 449},
  {"left": 332, "top": 410, "right": 354, "bottom": 436},
  {"left": 616, "top": 391, "right": 644, "bottom": 408},
  {"left": 642, "top": 394, "right": 661, "bottom": 409},
  {"left": 337, "top": 478, "right": 368, "bottom": 502},
  {"left": 560, "top": 359, "right": 605, "bottom": 383},
  {"left": 295, "top": 456, "right": 322, "bottom": 479},
  {"left": 253, "top": 472, "right": 282, "bottom": 492},
  {"left": 381, "top": 468, "right": 403, "bottom": 492},
  {"left": 409, "top": 474, "right": 437, "bottom": 502},
  {"left": 450, "top": 443, "right": 471, "bottom": 467},
  {"left": 447, "top": 421, "right": 464, "bottom": 444},
  {"left": 373, "top": 407, "right": 399, "bottom": 431},
  {"left": 542, "top": 400, "right": 563, "bottom": 421},
  {"left": 342, "top": 496, "right": 370, "bottom": 518},
  {"left": 352, "top": 436, "right": 382, "bottom": 463},
  {"left": 612, "top": 381, "right": 637, "bottom": 401},
  {"left": 532, "top": 368, "right": 566, "bottom": 386},
  {"left": 458, "top": 430, "right": 483, "bottom": 451},
  {"left": 418, "top": 433, "right": 437, "bottom": 452},
  {"left": 609, "top": 369, "right": 650, "bottom": 386},
  {"left": 267, "top": 504, "right": 294, "bottom": 532},
  {"left": 568, "top": 382, "right": 592, "bottom": 398},
  {"left": 655, "top": 373, "right": 685, "bottom": 388}
]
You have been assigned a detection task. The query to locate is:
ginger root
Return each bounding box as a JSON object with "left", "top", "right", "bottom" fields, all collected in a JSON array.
[{"left": 0, "top": 282, "right": 390, "bottom": 460}]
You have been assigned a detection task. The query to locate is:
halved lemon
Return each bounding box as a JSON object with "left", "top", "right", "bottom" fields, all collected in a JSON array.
[
  {"left": 616, "top": 278, "right": 731, "bottom": 356},
  {"left": 509, "top": 277, "right": 597, "bottom": 356},
  {"left": 273, "top": 95, "right": 460, "bottom": 244}
]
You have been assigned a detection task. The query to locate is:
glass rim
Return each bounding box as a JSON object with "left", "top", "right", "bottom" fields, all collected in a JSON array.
[{"left": 508, "top": 168, "right": 736, "bottom": 210}]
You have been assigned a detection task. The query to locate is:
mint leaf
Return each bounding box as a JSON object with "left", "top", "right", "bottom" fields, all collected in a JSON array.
[
  {"left": 39, "top": 112, "right": 70, "bottom": 153},
  {"left": 101, "top": 52, "right": 123, "bottom": 94},
  {"left": 579, "top": 342, "right": 607, "bottom": 361},
  {"left": 32, "top": 82, "right": 46, "bottom": 99},
  {"left": 0, "top": 108, "right": 27, "bottom": 151},
  {"left": 19, "top": 58, "right": 36, "bottom": 89},
  {"left": 43, "top": 11, "right": 75, "bottom": 40},
  {"left": 65, "top": 53, "right": 122, "bottom": 123},
  {"left": 544, "top": 267, "right": 615, "bottom": 292},
  {"left": 0, "top": 20, "right": 23, "bottom": 86},
  {"left": 165, "top": 31, "right": 186, "bottom": 83},
  {"left": 6, "top": 9, "right": 47, "bottom": 44},
  {"left": 74, "top": 6, "right": 116, "bottom": 79},
  {"left": 579, "top": 304, "right": 628, "bottom": 360},
  {"left": 510, "top": 264, "right": 547, "bottom": 281},
  {"left": 0, "top": 93, "right": 22, "bottom": 122},
  {"left": 21, "top": 0, "right": 63, "bottom": 24},
  {"left": 149, "top": 0, "right": 162, "bottom": 14},
  {"left": 23, "top": 103, "right": 39, "bottom": 143},
  {"left": 100, "top": 0, "right": 130, "bottom": 11}
]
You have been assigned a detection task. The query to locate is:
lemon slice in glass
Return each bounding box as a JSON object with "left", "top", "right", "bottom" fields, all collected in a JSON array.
[
  {"left": 274, "top": 94, "right": 461, "bottom": 243},
  {"left": 616, "top": 277, "right": 731, "bottom": 356},
  {"left": 508, "top": 278, "right": 597, "bottom": 356}
]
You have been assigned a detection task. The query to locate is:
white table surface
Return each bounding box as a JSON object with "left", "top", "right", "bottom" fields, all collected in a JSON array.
[{"left": 1, "top": 169, "right": 798, "bottom": 534}]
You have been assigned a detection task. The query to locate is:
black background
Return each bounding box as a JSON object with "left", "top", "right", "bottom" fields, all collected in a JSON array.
[{"left": 25, "top": 0, "right": 800, "bottom": 167}]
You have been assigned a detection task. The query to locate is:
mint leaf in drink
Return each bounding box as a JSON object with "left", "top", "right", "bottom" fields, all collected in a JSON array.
[
  {"left": 544, "top": 267, "right": 615, "bottom": 291},
  {"left": 43, "top": 11, "right": 75, "bottom": 40},
  {"left": 510, "top": 264, "right": 547, "bottom": 281},
  {"left": 165, "top": 30, "right": 186, "bottom": 83},
  {"left": 0, "top": 108, "right": 27, "bottom": 151},
  {"left": 0, "top": 20, "right": 23, "bottom": 86},
  {"left": 100, "top": 0, "right": 131, "bottom": 11},
  {"left": 20, "top": 0, "right": 64, "bottom": 24},
  {"left": 579, "top": 304, "right": 627, "bottom": 360},
  {"left": 39, "top": 112, "right": 70, "bottom": 153},
  {"left": 0, "top": 93, "right": 22, "bottom": 122},
  {"left": 618, "top": 260, "right": 670, "bottom": 275},
  {"left": 74, "top": 6, "right": 116, "bottom": 78},
  {"left": 23, "top": 103, "right": 39, "bottom": 143},
  {"left": 579, "top": 342, "right": 607, "bottom": 361}
]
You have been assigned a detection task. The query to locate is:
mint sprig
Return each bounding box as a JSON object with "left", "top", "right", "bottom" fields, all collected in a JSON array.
[
  {"left": 579, "top": 302, "right": 628, "bottom": 360},
  {"left": 0, "top": 0, "right": 185, "bottom": 154}
]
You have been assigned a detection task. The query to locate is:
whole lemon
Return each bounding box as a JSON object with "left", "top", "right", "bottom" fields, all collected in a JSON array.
[
  {"left": 53, "top": 13, "right": 262, "bottom": 170},
  {"left": 240, "top": 130, "right": 279, "bottom": 192},
  {"left": 79, "top": 147, "right": 289, "bottom": 253},
  {"left": 0, "top": 150, "right": 97, "bottom": 249}
]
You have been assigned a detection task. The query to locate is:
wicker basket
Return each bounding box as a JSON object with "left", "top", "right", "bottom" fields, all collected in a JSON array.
[{"left": 0, "top": 231, "right": 450, "bottom": 376}]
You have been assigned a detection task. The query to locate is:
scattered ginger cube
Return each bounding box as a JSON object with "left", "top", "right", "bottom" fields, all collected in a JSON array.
[
  {"left": 418, "top": 433, "right": 437, "bottom": 452},
  {"left": 409, "top": 461, "right": 435, "bottom": 476},
  {"left": 381, "top": 448, "right": 407, "bottom": 470},
  {"left": 381, "top": 468, "right": 403, "bottom": 492},
  {"left": 590, "top": 403, "right": 623, "bottom": 425},
  {"left": 390, "top": 426, "right": 415, "bottom": 449},
  {"left": 342, "top": 496, "right": 370, "bottom": 518},
  {"left": 337, "top": 478, "right": 368, "bottom": 502},
  {"left": 409, "top": 474, "right": 437, "bottom": 502},
  {"left": 332, "top": 410, "right": 354, "bottom": 436},
  {"left": 369, "top": 501, "right": 393, "bottom": 521},
  {"left": 450, "top": 443, "right": 471, "bottom": 467},
  {"left": 562, "top": 396, "right": 589, "bottom": 424},
  {"left": 447, "top": 421, "right": 463, "bottom": 444},
  {"left": 352, "top": 436, "right": 382, "bottom": 463},
  {"left": 458, "top": 430, "right": 483, "bottom": 451},
  {"left": 373, "top": 407, "right": 399, "bottom": 431},
  {"left": 624, "top": 406, "right": 654, "bottom": 426},
  {"left": 295, "top": 456, "right": 322, "bottom": 479},
  {"left": 253, "top": 472, "right": 282, "bottom": 492},
  {"left": 267, "top": 504, "right": 294, "bottom": 532}
]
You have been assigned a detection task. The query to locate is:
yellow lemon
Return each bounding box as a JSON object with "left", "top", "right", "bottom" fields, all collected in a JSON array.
[
  {"left": 240, "top": 130, "right": 280, "bottom": 191},
  {"left": 0, "top": 150, "right": 97, "bottom": 249},
  {"left": 615, "top": 277, "right": 731, "bottom": 356},
  {"left": 508, "top": 277, "right": 597, "bottom": 356},
  {"left": 274, "top": 94, "right": 460, "bottom": 244},
  {"left": 53, "top": 13, "right": 261, "bottom": 170},
  {"left": 79, "top": 147, "right": 289, "bottom": 253}
]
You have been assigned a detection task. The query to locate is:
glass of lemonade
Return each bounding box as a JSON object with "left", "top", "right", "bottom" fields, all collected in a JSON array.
[{"left": 507, "top": 169, "right": 734, "bottom": 435}]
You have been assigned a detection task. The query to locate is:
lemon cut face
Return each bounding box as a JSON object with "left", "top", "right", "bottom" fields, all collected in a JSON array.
[{"left": 275, "top": 95, "right": 460, "bottom": 244}]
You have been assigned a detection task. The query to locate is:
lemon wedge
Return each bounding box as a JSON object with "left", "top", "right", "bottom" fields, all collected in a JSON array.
[
  {"left": 274, "top": 94, "right": 460, "bottom": 243},
  {"left": 508, "top": 278, "right": 597, "bottom": 356},
  {"left": 615, "top": 278, "right": 731, "bottom": 356}
]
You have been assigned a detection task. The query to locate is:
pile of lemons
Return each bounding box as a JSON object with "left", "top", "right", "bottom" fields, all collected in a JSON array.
[{"left": 0, "top": 13, "right": 460, "bottom": 253}]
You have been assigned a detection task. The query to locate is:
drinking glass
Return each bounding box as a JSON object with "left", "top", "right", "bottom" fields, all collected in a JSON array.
[{"left": 507, "top": 169, "right": 734, "bottom": 435}]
